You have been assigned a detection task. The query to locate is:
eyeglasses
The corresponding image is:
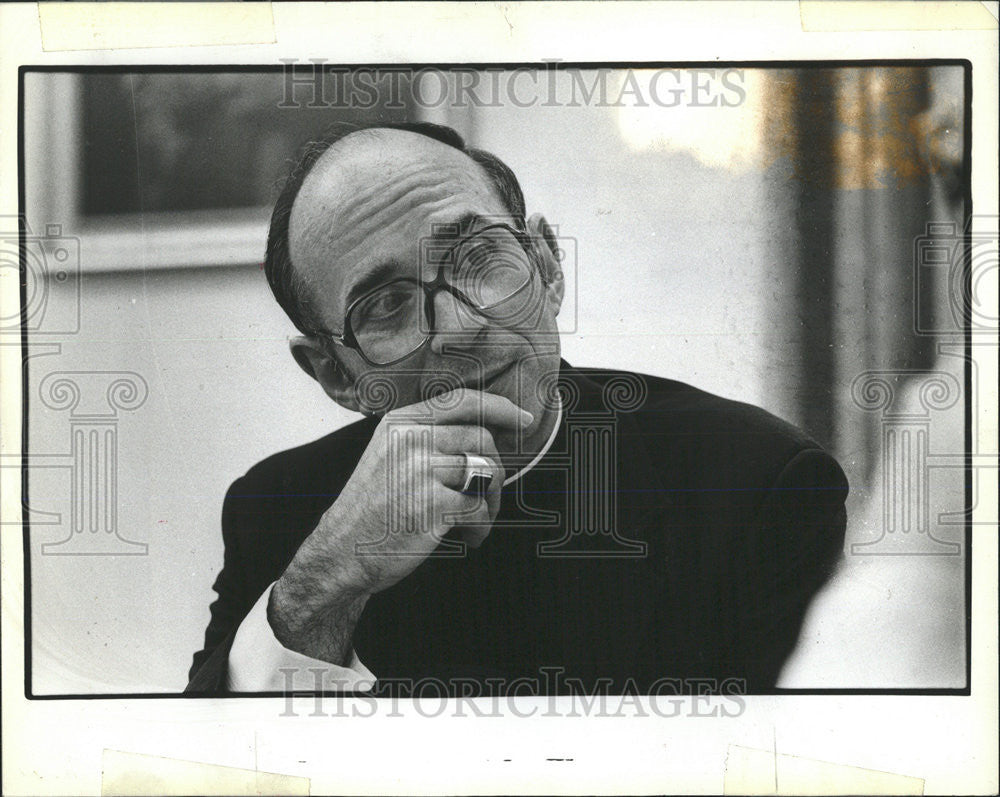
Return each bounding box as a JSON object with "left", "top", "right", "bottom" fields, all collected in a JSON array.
[{"left": 316, "top": 223, "right": 544, "bottom": 366}]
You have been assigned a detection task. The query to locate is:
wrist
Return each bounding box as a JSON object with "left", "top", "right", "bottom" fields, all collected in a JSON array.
[
  {"left": 282, "top": 526, "right": 372, "bottom": 600},
  {"left": 270, "top": 563, "right": 369, "bottom": 629},
  {"left": 268, "top": 577, "right": 369, "bottom": 665}
]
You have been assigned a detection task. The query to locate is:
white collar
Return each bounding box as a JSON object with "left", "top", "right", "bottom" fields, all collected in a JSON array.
[{"left": 503, "top": 398, "right": 563, "bottom": 486}]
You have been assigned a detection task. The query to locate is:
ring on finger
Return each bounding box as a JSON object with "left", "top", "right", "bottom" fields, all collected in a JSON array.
[{"left": 461, "top": 453, "right": 494, "bottom": 496}]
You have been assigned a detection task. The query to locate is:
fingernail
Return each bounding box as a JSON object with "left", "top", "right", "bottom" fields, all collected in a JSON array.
[{"left": 522, "top": 410, "right": 534, "bottom": 425}]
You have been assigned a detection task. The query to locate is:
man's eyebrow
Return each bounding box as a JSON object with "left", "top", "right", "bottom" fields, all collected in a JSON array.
[
  {"left": 429, "top": 212, "right": 483, "bottom": 240},
  {"left": 343, "top": 259, "right": 408, "bottom": 308}
]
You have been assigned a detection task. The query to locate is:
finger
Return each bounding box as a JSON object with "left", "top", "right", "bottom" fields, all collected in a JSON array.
[
  {"left": 433, "top": 428, "right": 505, "bottom": 516},
  {"left": 434, "top": 455, "right": 500, "bottom": 532},
  {"left": 435, "top": 452, "right": 497, "bottom": 497},
  {"left": 448, "top": 495, "right": 494, "bottom": 549},
  {"left": 460, "top": 457, "right": 504, "bottom": 525},
  {"left": 459, "top": 518, "right": 492, "bottom": 549},
  {"left": 462, "top": 430, "right": 504, "bottom": 520},
  {"left": 468, "top": 434, "right": 505, "bottom": 521},
  {"left": 431, "top": 485, "right": 485, "bottom": 528},
  {"left": 433, "top": 425, "right": 502, "bottom": 466},
  {"left": 428, "top": 453, "right": 470, "bottom": 492},
  {"left": 394, "top": 388, "right": 533, "bottom": 432}
]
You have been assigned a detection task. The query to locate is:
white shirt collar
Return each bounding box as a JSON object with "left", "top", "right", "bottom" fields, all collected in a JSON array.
[{"left": 503, "top": 398, "right": 563, "bottom": 486}]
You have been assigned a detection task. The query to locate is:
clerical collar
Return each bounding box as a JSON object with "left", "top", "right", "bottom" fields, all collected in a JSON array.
[{"left": 503, "top": 398, "right": 563, "bottom": 486}]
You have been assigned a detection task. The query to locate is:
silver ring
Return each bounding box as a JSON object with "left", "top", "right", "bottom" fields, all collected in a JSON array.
[{"left": 462, "top": 453, "right": 494, "bottom": 494}]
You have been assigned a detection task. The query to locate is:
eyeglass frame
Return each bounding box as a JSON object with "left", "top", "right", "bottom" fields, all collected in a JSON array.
[{"left": 312, "top": 221, "right": 551, "bottom": 367}]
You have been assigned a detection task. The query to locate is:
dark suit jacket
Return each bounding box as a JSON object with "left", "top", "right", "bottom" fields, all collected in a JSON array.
[{"left": 187, "top": 362, "right": 848, "bottom": 695}]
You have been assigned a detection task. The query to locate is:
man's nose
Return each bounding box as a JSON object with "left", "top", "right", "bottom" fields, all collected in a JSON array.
[{"left": 428, "top": 288, "right": 486, "bottom": 354}]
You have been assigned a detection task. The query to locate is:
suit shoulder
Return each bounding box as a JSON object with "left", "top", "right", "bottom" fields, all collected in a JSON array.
[
  {"left": 580, "top": 366, "right": 840, "bottom": 485},
  {"left": 600, "top": 368, "right": 823, "bottom": 448},
  {"left": 220, "top": 415, "right": 378, "bottom": 544},
  {"left": 232, "top": 415, "right": 378, "bottom": 495}
]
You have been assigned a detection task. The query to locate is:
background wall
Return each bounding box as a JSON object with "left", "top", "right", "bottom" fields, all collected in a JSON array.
[{"left": 20, "top": 67, "right": 967, "bottom": 693}]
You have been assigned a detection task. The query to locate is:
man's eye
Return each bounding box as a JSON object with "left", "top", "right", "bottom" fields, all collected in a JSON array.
[{"left": 365, "top": 289, "right": 412, "bottom": 319}]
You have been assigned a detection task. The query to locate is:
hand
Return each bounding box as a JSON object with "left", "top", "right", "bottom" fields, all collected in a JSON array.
[{"left": 268, "top": 389, "right": 533, "bottom": 665}]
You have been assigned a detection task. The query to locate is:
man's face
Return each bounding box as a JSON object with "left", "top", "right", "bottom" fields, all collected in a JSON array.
[{"left": 288, "top": 129, "right": 563, "bottom": 457}]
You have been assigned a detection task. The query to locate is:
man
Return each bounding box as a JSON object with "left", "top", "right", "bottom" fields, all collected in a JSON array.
[{"left": 187, "top": 122, "right": 848, "bottom": 695}]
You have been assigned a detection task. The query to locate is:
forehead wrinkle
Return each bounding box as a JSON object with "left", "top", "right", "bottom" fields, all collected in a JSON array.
[
  {"left": 294, "top": 159, "right": 493, "bottom": 265},
  {"left": 304, "top": 178, "right": 492, "bottom": 281},
  {"left": 348, "top": 187, "right": 490, "bottom": 255},
  {"left": 308, "top": 172, "right": 497, "bottom": 275},
  {"left": 335, "top": 158, "right": 494, "bottom": 229}
]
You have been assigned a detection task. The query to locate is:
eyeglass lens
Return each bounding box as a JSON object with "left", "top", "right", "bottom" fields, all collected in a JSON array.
[{"left": 348, "top": 226, "right": 535, "bottom": 365}]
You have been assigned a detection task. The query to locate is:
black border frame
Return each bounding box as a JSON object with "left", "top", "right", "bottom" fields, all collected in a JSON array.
[{"left": 16, "top": 60, "right": 975, "bottom": 700}]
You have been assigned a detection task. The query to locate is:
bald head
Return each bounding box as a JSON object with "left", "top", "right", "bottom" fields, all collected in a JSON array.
[{"left": 293, "top": 128, "right": 498, "bottom": 248}]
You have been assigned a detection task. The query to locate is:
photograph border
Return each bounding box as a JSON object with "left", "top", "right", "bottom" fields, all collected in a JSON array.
[{"left": 18, "top": 57, "right": 975, "bottom": 701}]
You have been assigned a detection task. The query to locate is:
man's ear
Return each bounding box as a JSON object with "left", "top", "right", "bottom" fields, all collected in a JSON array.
[
  {"left": 526, "top": 212, "right": 565, "bottom": 313},
  {"left": 289, "top": 336, "right": 361, "bottom": 412}
]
